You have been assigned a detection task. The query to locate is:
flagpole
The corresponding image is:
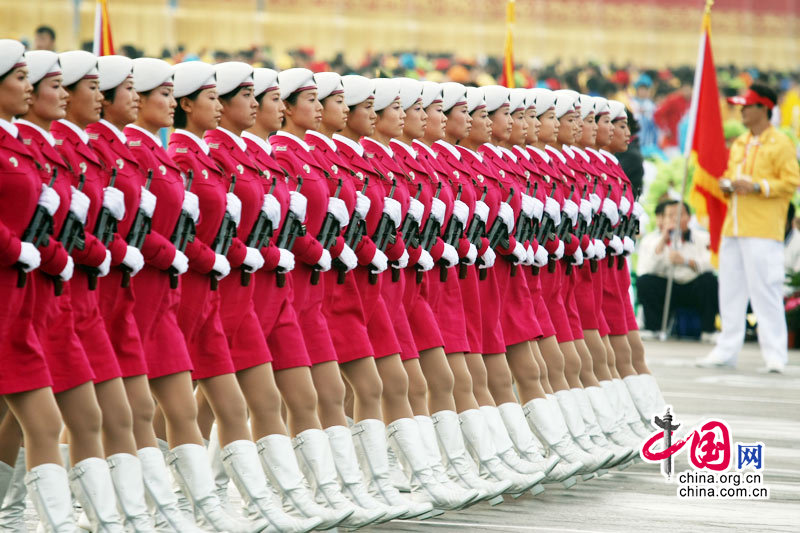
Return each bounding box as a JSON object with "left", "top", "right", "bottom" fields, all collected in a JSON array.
[{"left": 659, "top": 0, "right": 714, "bottom": 341}]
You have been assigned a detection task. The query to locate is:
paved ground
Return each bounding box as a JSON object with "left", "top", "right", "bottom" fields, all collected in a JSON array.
[{"left": 19, "top": 339, "right": 800, "bottom": 532}]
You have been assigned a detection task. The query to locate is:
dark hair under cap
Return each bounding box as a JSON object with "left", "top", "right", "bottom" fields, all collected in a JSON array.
[{"left": 749, "top": 82, "right": 778, "bottom": 108}]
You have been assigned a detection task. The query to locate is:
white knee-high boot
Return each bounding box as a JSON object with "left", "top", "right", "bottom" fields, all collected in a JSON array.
[
  {"left": 106, "top": 453, "right": 156, "bottom": 532},
  {"left": 569, "top": 389, "right": 637, "bottom": 467},
  {"left": 552, "top": 392, "right": 615, "bottom": 474},
  {"left": 587, "top": 384, "right": 643, "bottom": 452},
  {"left": 25, "top": 463, "right": 81, "bottom": 533},
  {"left": 68, "top": 457, "right": 126, "bottom": 532},
  {"left": 610, "top": 379, "right": 651, "bottom": 439},
  {"left": 623, "top": 374, "right": 665, "bottom": 427},
  {"left": 0, "top": 448, "right": 28, "bottom": 533}
]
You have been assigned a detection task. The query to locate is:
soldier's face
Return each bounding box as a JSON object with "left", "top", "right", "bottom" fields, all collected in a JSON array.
[
  {"left": 377, "top": 98, "right": 405, "bottom": 139},
  {"left": 537, "top": 109, "right": 557, "bottom": 144},
  {"left": 509, "top": 109, "right": 527, "bottom": 145},
  {"left": 595, "top": 114, "right": 612, "bottom": 147},
  {"left": 0, "top": 66, "right": 32, "bottom": 119},
  {"left": 29, "top": 74, "right": 68, "bottom": 122},
  {"left": 610, "top": 119, "right": 630, "bottom": 152},
  {"left": 66, "top": 77, "right": 103, "bottom": 126},
  {"left": 185, "top": 87, "right": 222, "bottom": 132},
  {"left": 346, "top": 98, "right": 375, "bottom": 137},
  {"left": 423, "top": 102, "right": 446, "bottom": 141},
  {"left": 403, "top": 99, "right": 427, "bottom": 140},
  {"left": 445, "top": 104, "right": 471, "bottom": 141},
  {"left": 557, "top": 111, "right": 576, "bottom": 145},
  {"left": 285, "top": 89, "right": 321, "bottom": 131},
  {"left": 489, "top": 106, "right": 512, "bottom": 142},
  {"left": 222, "top": 86, "right": 257, "bottom": 131},
  {"left": 467, "top": 108, "right": 491, "bottom": 144},
  {"left": 579, "top": 113, "right": 597, "bottom": 147},
  {"left": 321, "top": 93, "right": 348, "bottom": 133},
  {"left": 524, "top": 108, "right": 537, "bottom": 143},
  {"left": 138, "top": 84, "right": 175, "bottom": 129},
  {"left": 104, "top": 77, "right": 139, "bottom": 125},
  {"left": 256, "top": 89, "right": 283, "bottom": 132}
]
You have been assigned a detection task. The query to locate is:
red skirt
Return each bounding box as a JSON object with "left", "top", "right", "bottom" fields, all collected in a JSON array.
[
  {"left": 496, "top": 259, "right": 540, "bottom": 346},
  {"left": 402, "top": 268, "right": 443, "bottom": 355},
  {"left": 382, "top": 267, "right": 418, "bottom": 361},
  {"left": 563, "top": 268, "right": 584, "bottom": 340},
  {"left": 538, "top": 262, "right": 574, "bottom": 343},
  {"left": 526, "top": 270, "right": 557, "bottom": 339},
  {"left": 322, "top": 269, "right": 374, "bottom": 364},
  {"left": 573, "top": 264, "right": 599, "bottom": 331},
  {"left": 290, "top": 263, "right": 338, "bottom": 366},
  {"left": 477, "top": 266, "right": 506, "bottom": 354},
  {"left": 32, "top": 272, "right": 95, "bottom": 394},
  {"left": 615, "top": 259, "right": 638, "bottom": 331},
  {"left": 601, "top": 257, "right": 630, "bottom": 336},
  {"left": 131, "top": 266, "right": 194, "bottom": 379},
  {"left": 425, "top": 265, "right": 470, "bottom": 354},
  {"left": 253, "top": 269, "right": 311, "bottom": 371},
  {"left": 219, "top": 271, "right": 271, "bottom": 372},
  {"left": 71, "top": 269, "right": 123, "bottom": 383},
  {"left": 592, "top": 262, "right": 611, "bottom": 337},
  {"left": 98, "top": 269, "right": 148, "bottom": 377},
  {"left": 457, "top": 265, "right": 483, "bottom": 354},
  {"left": 0, "top": 267, "right": 52, "bottom": 395},
  {"left": 353, "top": 267, "right": 401, "bottom": 359}
]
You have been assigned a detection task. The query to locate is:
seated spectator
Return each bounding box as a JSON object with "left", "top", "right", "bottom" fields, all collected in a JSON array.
[
  {"left": 783, "top": 203, "right": 800, "bottom": 294},
  {"left": 637, "top": 200, "right": 718, "bottom": 342}
]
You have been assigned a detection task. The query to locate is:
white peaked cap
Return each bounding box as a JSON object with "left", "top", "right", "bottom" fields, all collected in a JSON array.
[
  {"left": 593, "top": 96, "right": 610, "bottom": 116},
  {"left": 608, "top": 100, "right": 627, "bottom": 121},
  {"left": 466, "top": 86, "right": 486, "bottom": 114},
  {"left": 132, "top": 58, "right": 173, "bottom": 92},
  {"left": 553, "top": 89, "right": 579, "bottom": 118},
  {"left": 0, "top": 39, "right": 26, "bottom": 78},
  {"left": 420, "top": 81, "right": 443, "bottom": 109},
  {"left": 253, "top": 68, "right": 279, "bottom": 98},
  {"left": 481, "top": 85, "right": 510, "bottom": 113},
  {"left": 396, "top": 78, "right": 423, "bottom": 110},
  {"left": 524, "top": 89, "right": 537, "bottom": 109},
  {"left": 97, "top": 55, "right": 133, "bottom": 91},
  {"left": 278, "top": 68, "right": 315, "bottom": 100},
  {"left": 371, "top": 78, "right": 400, "bottom": 112},
  {"left": 314, "top": 72, "right": 343, "bottom": 101},
  {"left": 509, "top": 88, "right": 527, "bottom": 112},
  {"left": 578, "top": 95, "right": 596, "bottom": 120},
  {"left": 25, "top": 51, "right": 60, "bottom": 85},
  {"left": 531, "top": 88, "right": 556, "bottom": 116},
  {"left": 59, "top": 50, "right": 98, "bottom": 87},
  {"left": 440, "top": 82, "right": 467, "bottom": 113},
  {"left": 341, "top": 75, "right": 374, "bottom": 107},
  {"left": 172, "top": 61, "right": 216, "bottom": 98},
  {"left": 214, "top": 62, "right": 253, "bottom": 97}
]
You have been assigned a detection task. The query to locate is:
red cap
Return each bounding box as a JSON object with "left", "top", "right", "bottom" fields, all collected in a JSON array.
[{"left": 727, "top": 89, "right": 774, "bottom": 109}]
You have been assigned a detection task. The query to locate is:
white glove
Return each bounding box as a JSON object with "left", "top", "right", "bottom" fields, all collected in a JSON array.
[
  {"left": 571, "top": 246, "right": 584, "bottom": 266},
  {"left": 523, "top": 244, "right": 535, "bottom": 266},
  {"left": 355, "top": 191, "right": 371, "bottom": 219},
  {"left": 69, "top": 186, "right": 90, "bottom": 225},
  {"left": 619, "top": 196, "right": 631, "bottom": 216},
  {"left": 382, "top": 197, "right": 402, "bottom": 228},
  {"left": 337, "top": 244, "right": 358, "bottom": 271},
  {"left": 121, "top": 246, "right": 144, "bottom": 277},
  {"left": 479, "top": 247, "right": 496, "bottom": 269},
  {"left": 212, "top": 253, "right": 231, "bottom": 280},
  {"left": 533, "top": 244, "right": 549, "bottom": 267},
  {"left": 632, "top": 201, "right": 645, "bottom": 220},
  {"left": 317, "top": 248, "right": 332, "bottom": 272},
  {"left": 407, "top": 197, "right": 424, "bottom": 223},
  {"left": 393, "top": 249, "right": 409, "bottom": 269},
  {"left": 601, "top": 198, "right": 620, "bottom": 226},
  {"left": 38, "top": 184, "right": 60, "bottom": 216},
  {"left": 451, "top": 200, "right": 469, "bottom": 226},
  {"left": 520, "top": 194, "right": 536, "bottom": 218},
  {"left": 139, "top": 187, "right": 157, "bottom": 218},
  {"left": 261, "top": 194, "right": 281, "bottom": 229},
  {"left": 441, "top": 242, "right": 458, "bottom": 268},
  {"left": 544, "top": 196, "right": 561, "bottom": 226},
  {"left": 510, "top": 240, "right": 526, "bottom": 265},
  {"left": 58, "top": 256, "right": 74, "bottom": 281},
  {"left": 530, "top": 196, "right": 544, "bottom": 221},
  {"left": 170, "top": 249, "right": 189, "bottom": 275},
  {"left": 97, "top": 250, "right": 112, "bottom": 277},
  {"left": 608, "top": 235, "right": 623, "bottom": 255},
  {"left": 182, "top": 191, "right": 200, "bottom": 223},
  {"left": 589, "top": 193, "right": 602, "bottom": 214},
  {"left": 473, "top": 200, "right": 489, "bottom": 223},
  {"left": 417, "top": 249, "right": 434, "bottom": 271},
  {"left": 369, "top": 248, "right": 388, "bottom": 274},
  {"left": 277, "top": 248, "right": 295, "bottom": 272},
  {"left": 327, "top": 197, "right": 349, "bottom": 227},
  {"left": 225, "top": 192, "right": 242, "bottom": 226},
  {"left": 583, "top": 239, "right": 596, "bottom": 260},
  {"left": 243, "top": 246, "right": 265, "bottom": 273},
  {"left": 497, "top": 202, "right": 515, "bottom": 232},
  {"left": 464, "top": 243, "right": 478, "bottom": 265},
  {"left": 17, "top": 242, "right": 41, "bottom": 272},
  {"left": 551, "top": 240, "right": 565, "bottom": 260},
  {"left": 562, "top": 199, "right": 579, "bottom": 226},
  {"left": 623, "top": 235, "right": 635, "bottom": 255},
  {"left": 429, "top": 197, "right": 446, "bottom": 225},
  {"left": 103, "top": 186, "right": 126, "bottom": 221},
  {"left": 594, "top": 239, "right": 607, "bottom": 260},
  {"left": 579, "top": 199, "right": 592, "bottom": 222},
  {"left": 289, "top": 190, "right": 307, "bottom": 220}
]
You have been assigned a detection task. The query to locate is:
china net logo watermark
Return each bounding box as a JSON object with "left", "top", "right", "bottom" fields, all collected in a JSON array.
[{"left": 639, "top": 407, "right": 770, "bottom": 499}]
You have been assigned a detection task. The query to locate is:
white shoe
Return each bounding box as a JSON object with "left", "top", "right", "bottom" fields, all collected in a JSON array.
[
  {"left": 638, "top": 330, "right": 658, "bottom": 341},
  {"left": 166, "top": 444, "right": 258, "bottom": 533},
  {"left": 156, "top": 439, "right": 191, "bottom": 519},
  {"left": 757, "top": 362, "right": 785, "bottom": 374},
  {"left": 107, "top": 453, "right": 156, "bottom": 532},
  {"left": 590, "top": 385, "right": 643, "bottom": 452},
  {"left": 523, "top": 397, "right": 598, "bottom": 474},
  {"left": 26, "top": 463, "right": 81, "bottom": 533},
  {"left": 206, "top": 425, "right": 233, "bottom": 513},
  {"left": 695, "top": 353, "right": 736, "bottom": 368},
  {"left": 611, "top": 380, "right": 651, "bottom": 439},
  {"left": 0, "top": 448, "right": 27, "bottom": 532},
  {"left": 623, "top": 374, "right": 664, "bottom": 428},
  {"left": 385, "top": 446, "right": 410, "bottom": 492},
  {"left": 553, "top": 392, "right": 614, "bottom": 472},
  {"left": 496, "top": 402, "right": 560, "bottom": 477},
  {"left": 478, "top": 406, "right": 548, "bottom": 485},
  {"left": 69, "top": 457, "right": 126, "bottom": 532},
  {"left": 293, "top": 428, "right": 385, "bottom": 529},
  {"left": 700, "top": 331, "right": 719, "bottom": 344},
  {"left": 570, "top": 389, "right": 635, "bottom": 468}
]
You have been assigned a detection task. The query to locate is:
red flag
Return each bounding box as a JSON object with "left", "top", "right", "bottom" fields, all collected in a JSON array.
[
  {"left": 499, "top": 0, "right": 515, "bottom": 88},
  {"left": 688, "top": 4, "right": 727, "bottom": 265},
  {"left": 93, "top": 0, "right": 115, "bottom": 56}
]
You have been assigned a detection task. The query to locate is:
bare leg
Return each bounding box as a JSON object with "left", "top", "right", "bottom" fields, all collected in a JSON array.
[
  {"left": 609, "top": 335, "right": 636, "bottom": 378},
  {"left": 4, "top": 388, "right": 64, "bottom": 468},
  {"left": 584, "top": 330, "right": 613, "bottom": 382},
  {"left": 574, "top": 337, "right": 601, "bottom": 387},
  {"left": 483, "top": 353, "right": 517, "bottom": 405},
  {"left": 402, "top": 359, "right": 428, "bottom": 416},
  {"left": 0, "top": 412, "right": 22, "bottom": 466},
  {"left": 122, "top": 375, "right": 158, "bottom": 449},
  {"left": 538, "top": 336, "right": 570, "bottom": 391},
  {"left": 417, "top": 347, "right": 456, "bottom": 413},
  {"left": 557, "top": 341, "right": 584, "bottom": 389},
  {"left": 446, "top": 352, "right": 479, "bottom": 413},
  {"left": 343, "top": 381, "right": 354, "bottom": 420},
  {"left": 530, "top": 342, "right": 553, "bottom": 395},
  {"left": 273, "top": 366, "right": 322, "bottom": 437},
  {"left": 603, "top": 336, "right": 621, "bottom": 379},
  {"left": 506, "top": 341, "right": 547, "bottom": 403},
  {"left": 194, "top": 387, "right": 215, "bottom": 439},
  {"left": 148, "top": 372, "right": 204, "bottom": 447},
  {"left": 465, "top": 353, "right": 495, "bottom": 407},
  {"left": 309, "top": 361, "right": 348, "bottom": 428},
  {"left": 628, "top": 331, "right": 650, "bottom": 374},
  {"left": 152, "top": 403, "right": 167, "bottom": 441},
  {"left": 374, "top": 354, "right": 414, "bottom": 423},
  {"left": 54, "top": 382, "right": 104, "bottom": 464},
  {"left": 339, "top": 357, "right": 383, "bottom": 422},
  {"left": 236, "top": 363, "right": 287, "bottom": 440},
  {"left": 197, "top": 374, "right": 251, "bottom": 447},
  {"left": 94, "top": 377, "right": 138, "bottom": 456}
]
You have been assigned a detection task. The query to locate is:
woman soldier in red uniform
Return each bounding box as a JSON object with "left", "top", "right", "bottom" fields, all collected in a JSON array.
[{"left": 0, "top": 38, "right": 80, "bottom": 533}]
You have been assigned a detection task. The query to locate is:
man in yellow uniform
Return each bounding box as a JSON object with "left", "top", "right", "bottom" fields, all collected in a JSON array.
[{"left": 698, "top": 83, "right": 800, "bottom": 373}]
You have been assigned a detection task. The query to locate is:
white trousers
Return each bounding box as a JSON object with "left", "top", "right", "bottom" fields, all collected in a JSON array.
[{"left": 712, "top": 237, "right": 787, "bottom": 365}]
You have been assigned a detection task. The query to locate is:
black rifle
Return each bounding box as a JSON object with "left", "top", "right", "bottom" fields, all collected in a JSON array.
[
  {"left": 122, "top": 170, "right": 154, "bottom": 288},
  {"left": 55, "top": 173, "right": 88, "bottom": 296},
  {"left": 241, "top": 179, "right": 277, "bottom": 287},
  {"left": 531, "top": 183, "right": 558, "bottom": 276},
  {"left": 275, "top": 177, "right": 305, "bottom": 288},
  {"left": 608, "top": 184, "right": 628, "bottom": 270},
  {"left": 416, "top": 182, "right": 442, "bottom": 284},
  {"left": 209, "top": 175, "right": 237, "bottom": 290},
  {"left": 551, "top": 184, "right": 576, "bottom": 274},
  {"left": 481, "top": 187, "right": 515, "bottom": 280},
  {"left": 462, "top": 183, "right": 487, "bottom": 279},
  {"left": 87, "top": 169, "right": 119, "bottom": 290},
  {"left": 16, "top": 170, "right": 58, "bottom": 289},
  {"left": 311, "top": 178, "right": 343, "bottom": 286},
  {"left": 338, "top": 177, "right": 370, "bottom": 285},
  {"left": 439, "top": 184, "right": 463, "bottom": 282},
  {"left": 508, "top": 181, "right": 538, "bottom": 278},
  {"left": 586, "top": 178, "right": 599, "bottom": 273},
  {"left": 369, "top": 179, "right": 397, "bottom": 285},
  {"left": 395, "top": 184, "right": 422, "bottom": 282}
]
